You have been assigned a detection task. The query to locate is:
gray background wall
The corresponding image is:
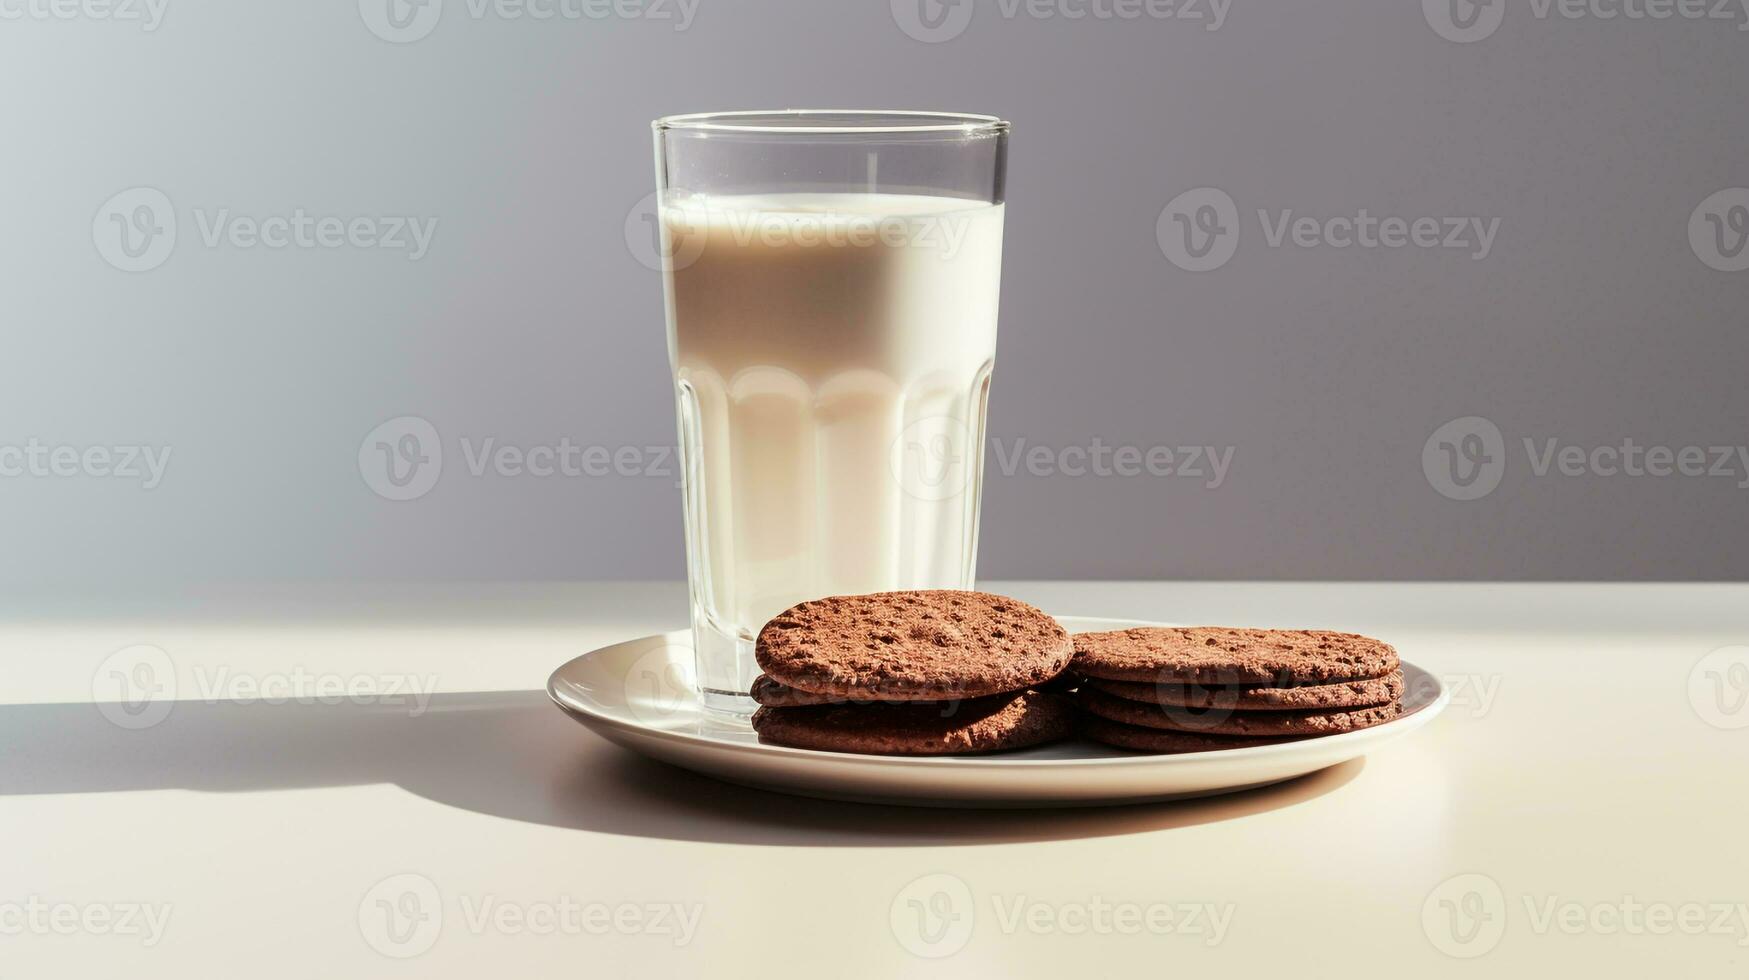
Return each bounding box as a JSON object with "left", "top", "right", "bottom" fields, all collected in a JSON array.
[{"left": 3, "top": 0, "right": 1745, "bottom": 586}]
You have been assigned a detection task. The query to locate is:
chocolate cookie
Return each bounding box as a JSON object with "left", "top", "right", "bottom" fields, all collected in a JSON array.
[
  {"left": 750, "top": 674, "right": 842, "bottom": 707},
  {"left": 1088, "top": 669, "right": 1404, "bottom": 712},
  {"left": 750, "top": 690, "right": 1074, "bottom": 756},
  {"left": 756, "top": 591, "right": 1073, "bottom": 701},
  {"left": 1071, "top": 627, "right": 1398, "bottom": 685},
  {"left": 749, "top": 673, "right": 923, "bottom": 708},
  {"left": 1076, "top": 686, "right": 1401, "bottom": 737},
  {"left": 1080, "top": 716, "right": 1294, "bottom": 754}
]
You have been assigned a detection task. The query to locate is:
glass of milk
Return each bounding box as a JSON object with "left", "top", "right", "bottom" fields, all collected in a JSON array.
[{"left": 652, "top": 110, "right": 1009, "bottom": 715}]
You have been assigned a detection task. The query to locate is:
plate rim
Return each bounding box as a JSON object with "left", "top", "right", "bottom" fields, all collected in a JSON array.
[{"left": 546, "top": 614, "right": 1451, "bottom": 769}]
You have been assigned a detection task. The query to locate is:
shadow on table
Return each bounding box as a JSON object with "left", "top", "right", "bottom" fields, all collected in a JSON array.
[{"left": 0, "top": 692, "right": 1361, "bottom": 846}]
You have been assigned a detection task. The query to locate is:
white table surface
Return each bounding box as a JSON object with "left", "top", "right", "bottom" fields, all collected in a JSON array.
[{"left": 3, "top": 581, "right": 1747, "bottom": 978}]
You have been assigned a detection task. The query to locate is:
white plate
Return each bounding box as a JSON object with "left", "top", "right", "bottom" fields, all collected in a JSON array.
[{"left": 547, "top": 616, "right": 1448, "bottom": 808}]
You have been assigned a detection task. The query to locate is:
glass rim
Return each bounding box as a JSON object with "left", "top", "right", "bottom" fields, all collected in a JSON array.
[{"left": 653, "top": 109, "right": 1009, "bottom": 136}]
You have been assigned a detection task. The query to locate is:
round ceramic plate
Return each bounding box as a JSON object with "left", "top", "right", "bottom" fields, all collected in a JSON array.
[{"left": 547, "top": 616, "right": 1448, "bottom": 808}]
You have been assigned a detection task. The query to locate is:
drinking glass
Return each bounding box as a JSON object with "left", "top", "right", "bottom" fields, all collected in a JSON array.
[{"left": 653, "top": 110, "right": 1010, "bottom": 714}]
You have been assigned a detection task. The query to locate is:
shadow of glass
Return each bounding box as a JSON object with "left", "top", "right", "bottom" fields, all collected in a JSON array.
[{"left": 1, "top": 692, "right": 1361, "bottom": 846}]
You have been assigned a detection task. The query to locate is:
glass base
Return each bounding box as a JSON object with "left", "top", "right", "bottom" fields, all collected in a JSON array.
[
  {"left": 698, "top": 688, "right": 757, "bottom": 718},
  {"left": 691, "top": 614, "right": 759, "bottom": 719}
]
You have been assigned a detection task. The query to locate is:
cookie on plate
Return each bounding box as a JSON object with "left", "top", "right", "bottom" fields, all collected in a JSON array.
[
  {"left": 751, "top": 690, "right": 1074, "bottom": 756},
  {"left": 1076, "top": 686, "right": 1401, "bottom": 737},
  {"left": 1071, "top": 627, "right": 1399, "bottom": 686},
  {"left": 1086, "top": 669, "right": 1404, "bottom": 712},
  {"left": 756, "top": 590, "right": 1073, "bottom": 702},
  {"left": 750, "top": 673, "right": 845, "bottom": 708}
]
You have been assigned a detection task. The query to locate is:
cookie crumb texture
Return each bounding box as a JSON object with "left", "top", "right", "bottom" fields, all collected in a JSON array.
[
  {"left": 1072, "top": 627, "right": 1399, "bottom": 685},
  {"left": 751, "top": 690, "right": 1074, "bottom": 756},
  {"left": 755, "top": 590, "right": 1073, "bottom": 700}
]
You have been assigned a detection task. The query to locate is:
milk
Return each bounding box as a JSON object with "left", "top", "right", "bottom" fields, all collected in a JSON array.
[{"left": 662, "top": 193, "right": 1004, "bottom": 700}]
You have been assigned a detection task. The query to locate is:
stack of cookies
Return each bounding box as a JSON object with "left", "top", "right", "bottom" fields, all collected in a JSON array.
[
  {"left": 1069, "top": 627, "right": 1404, "bottom": 753},
  {"left": 749, "top": 590, "right": 1076, "bottom": 755}
]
